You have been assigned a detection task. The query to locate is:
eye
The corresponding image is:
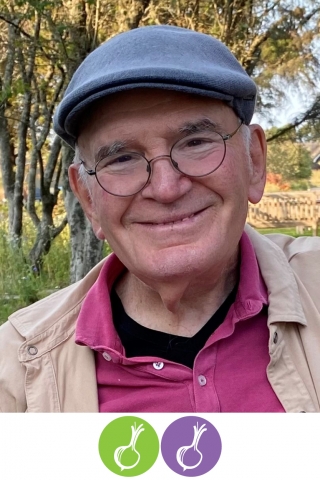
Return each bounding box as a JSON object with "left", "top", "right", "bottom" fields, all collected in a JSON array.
[
  {"left": 97, "top": 153, "right": 143, "bottom": 172},
  {"left": 185, "top": 138, "right": 208, "bottom": 147},
  {"left": 106, "top": 154, "right": 135, "bottom": 165},
  {"left": 175, "top": 135, "right": 217, "bottom": 152},
  {"left": 112, "top": 154, "right": 134, "bottom": 164}
]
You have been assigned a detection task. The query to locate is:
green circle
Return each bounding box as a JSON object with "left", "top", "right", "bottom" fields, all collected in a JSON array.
[{"left": 98, "top": 416, "right": 159, "bottom": 476}]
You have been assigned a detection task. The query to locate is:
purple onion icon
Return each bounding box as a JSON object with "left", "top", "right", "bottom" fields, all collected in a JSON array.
[{"left": 161, "top": 416, "right": 222, "bottom": 476}]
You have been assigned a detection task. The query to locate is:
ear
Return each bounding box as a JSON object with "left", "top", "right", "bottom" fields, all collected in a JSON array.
[
  {"left": 68, "top": 164, "right": 106, "bottom": 240},
  {"left": 248, "top": 124, "right": 267, "bottom": 204}
]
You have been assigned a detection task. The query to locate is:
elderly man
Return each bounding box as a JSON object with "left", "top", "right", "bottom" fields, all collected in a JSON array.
[{"left": 1, "top": 25, "right": 320, "bottom": 413}]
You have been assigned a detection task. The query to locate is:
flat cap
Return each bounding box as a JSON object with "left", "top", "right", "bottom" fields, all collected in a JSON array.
[{"left": 54, "top": 25, "right": 257, "bottom": 148}]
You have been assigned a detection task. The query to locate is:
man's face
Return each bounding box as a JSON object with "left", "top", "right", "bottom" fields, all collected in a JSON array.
[{"left": 70, "top": 89, "right": 266, "bottom": 285}]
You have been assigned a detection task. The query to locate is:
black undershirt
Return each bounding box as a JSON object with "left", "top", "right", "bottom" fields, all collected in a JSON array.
[{"left": 111, "top": 285, "right": 237, "bottom": 369}]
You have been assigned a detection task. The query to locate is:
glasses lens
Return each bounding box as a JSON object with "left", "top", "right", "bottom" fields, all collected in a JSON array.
[
  {"left": 171, "top": 131, "right": 226, "bottom": 176},
  {"left": 95, "top": 153, "right": 149, "bottom": 196}
]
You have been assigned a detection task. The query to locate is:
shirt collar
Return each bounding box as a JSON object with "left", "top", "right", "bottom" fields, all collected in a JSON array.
[{"left": 75, "top": 253, "right": 125, "bottom": 352}]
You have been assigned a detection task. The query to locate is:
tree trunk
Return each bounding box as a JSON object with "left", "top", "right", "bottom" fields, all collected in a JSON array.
[
  {"left": 0, "top": 24, "right": 16, "bottom": 231},
  {"left": 0, "top": 102, "right": 15, "bottom": 226},
  {"left": 29, "top": 218, "right": 54, "bottom": 273},
  {"left": 62, "top": 145, "right": 104, "bottom": 283}
]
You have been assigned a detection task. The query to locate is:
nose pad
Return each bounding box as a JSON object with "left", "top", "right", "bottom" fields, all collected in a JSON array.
[{"left": 171, "top": 158, "right": 179, "bottom": 171}]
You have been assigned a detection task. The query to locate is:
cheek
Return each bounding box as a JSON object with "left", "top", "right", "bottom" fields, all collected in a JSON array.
[
  {"left": 205, "top": 159, "right": 250, "bottom": 201},
  {"left": 91, "top": 192, "right": 131, "bottom": 238},
  {"left": 223, "top": 152, "right": 251, "bottom": 191},
  {"left": 208, "top": 156, "right": 251, "bottom": 227}
]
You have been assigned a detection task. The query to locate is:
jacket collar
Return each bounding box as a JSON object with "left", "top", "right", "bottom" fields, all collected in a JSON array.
[{"left": 245, "top": 224, "right": 306, "bottom": 326}]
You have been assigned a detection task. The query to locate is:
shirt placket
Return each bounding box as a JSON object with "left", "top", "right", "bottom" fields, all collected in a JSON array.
[{"left": 192, "top": 344, "right": 220, "bottom": 412}]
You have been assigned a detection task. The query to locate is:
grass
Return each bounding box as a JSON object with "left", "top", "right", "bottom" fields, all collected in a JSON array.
[
  {"left": 0, "top": 225, "right": 71, "bottom": 325},
  {"left": 257, "top": 227, "right": 314, "bottom": 237},
  {"left": 0, "top": 201, "right": 72, "bottom": 325}
]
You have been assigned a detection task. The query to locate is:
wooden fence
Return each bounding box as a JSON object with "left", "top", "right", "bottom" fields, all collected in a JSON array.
[{"left": 247, "top": 191, "right": 320, "bottom": 235}]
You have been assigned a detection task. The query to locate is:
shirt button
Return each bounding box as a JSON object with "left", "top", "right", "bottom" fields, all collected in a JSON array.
[
  {"left": 27, "top": 345, "right": 38, "bottom": 356},
  {"left": 153, "top": 362, "right": 164, "bottom": 370},
  {"left": 102, "top": 352, "right": 112, "bottom": 361},
  {"left": 273, "top": 332, "right": 278, "bottom": 344},
  {"left": 198, "top": 375, "right": 207, "bottom": 386}
]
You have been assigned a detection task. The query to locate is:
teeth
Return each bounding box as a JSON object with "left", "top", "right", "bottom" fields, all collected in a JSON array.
[
  {"left": 182, "top": 214, "right": 194, "bottom": 222},
  {"left": 155, "top": 213, "right": 195, "bottom": 226}
]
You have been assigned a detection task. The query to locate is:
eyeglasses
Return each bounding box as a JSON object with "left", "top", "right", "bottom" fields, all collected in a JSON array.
[{"left": 81, "top": 121, "right": 243, "bottom": 197}]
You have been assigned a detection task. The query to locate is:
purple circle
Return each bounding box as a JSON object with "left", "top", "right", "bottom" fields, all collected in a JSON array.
[{"left": 161, "top": 416, "right": 222, "bottom": 476}]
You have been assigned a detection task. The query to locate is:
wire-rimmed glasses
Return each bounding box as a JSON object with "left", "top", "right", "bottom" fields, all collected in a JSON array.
[{"left": 81, "top": 121, "right": 243, "bottom": 197}]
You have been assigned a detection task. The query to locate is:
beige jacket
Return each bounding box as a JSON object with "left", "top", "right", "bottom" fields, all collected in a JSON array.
[{"left": 1, "top": 225, "right": 320, "bottom": 413}]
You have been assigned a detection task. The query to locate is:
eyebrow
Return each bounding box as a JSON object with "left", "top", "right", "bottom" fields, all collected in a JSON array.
[
  {"left": 178, "top": 118, "right": 224, "bottom": 135},
  {"left": 95, "top": 140, "right": 128, "bottom": 164}
]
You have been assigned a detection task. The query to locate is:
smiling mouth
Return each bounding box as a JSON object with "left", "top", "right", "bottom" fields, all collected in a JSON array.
[{"left": 142, "top": 208, "right": 208, "bottom": 226}]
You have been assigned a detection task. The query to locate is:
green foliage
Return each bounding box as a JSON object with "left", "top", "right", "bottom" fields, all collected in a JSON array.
[
  {"left": 0, "top": 215, "right": 71, "bottom": 325},
  {"left": 0, "top": 85, "right": 12, "bottom": 103},
  {"left": 11, "top": 78, "right": 29, "bottom": 96},
  {"left": 289, "top": 179, "right": 310, "bottom": 191},
  {"left": 267, "top": 141, "right": 312, "bottom": 181},
  {"left": 297, "top": 123, "right": 320, "bottom": 143}
]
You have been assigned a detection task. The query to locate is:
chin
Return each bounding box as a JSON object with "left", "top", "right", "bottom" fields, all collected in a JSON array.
[{"left": 137, "top": 246, "right": 216, "bottom": 280}]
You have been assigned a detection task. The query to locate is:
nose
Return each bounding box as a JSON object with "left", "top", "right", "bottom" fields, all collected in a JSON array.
[{"left": 141, "top": 155, "right": 193, "bottom": 203}]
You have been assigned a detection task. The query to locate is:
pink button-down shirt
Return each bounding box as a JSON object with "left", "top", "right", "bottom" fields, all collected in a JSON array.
[{"left": 76, "top": 233, "right": 285, "bottom": 412}]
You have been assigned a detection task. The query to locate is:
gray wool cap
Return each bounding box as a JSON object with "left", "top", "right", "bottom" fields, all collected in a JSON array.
[{"left": 53, "top": 25, "right": 257, "bottom": 149}]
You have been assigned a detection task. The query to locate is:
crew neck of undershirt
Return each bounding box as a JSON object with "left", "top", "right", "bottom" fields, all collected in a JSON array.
[{"left": 111, "top": 284, "right": 238, "bottom": 369}]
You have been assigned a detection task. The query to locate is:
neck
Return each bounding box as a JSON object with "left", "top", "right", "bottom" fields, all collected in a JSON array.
[{"left": 116, "top": 249, "right": 239, "bottom": 337}]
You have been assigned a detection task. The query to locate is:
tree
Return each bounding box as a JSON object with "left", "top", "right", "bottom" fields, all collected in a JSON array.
[
  {"left": 0, "top": 1, "right": 67, "bottom": 267},
  {"left": 0, "top": 0, "right": 103, "bottom": 279},
  {"left": 141, "top": 1, "right": 320, "bottom": 117},
  {"left": 267, "top": 96, "right": 320, "bottom": 142},
  {"left": 267, "top": 141, "right": 312, "bottom": 181}
]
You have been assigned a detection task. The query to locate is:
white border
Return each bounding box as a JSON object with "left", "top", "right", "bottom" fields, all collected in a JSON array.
[{"left": 0, "top": 414, "right": 318, "bottom": 479}]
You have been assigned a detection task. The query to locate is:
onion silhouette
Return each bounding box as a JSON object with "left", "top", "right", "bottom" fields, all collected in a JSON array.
[
  {"left": 114, "top": 423, "right": 145, "bottom": 471},
  {"left": 176, "top": 422, "right": 207, "bottom": 472}
]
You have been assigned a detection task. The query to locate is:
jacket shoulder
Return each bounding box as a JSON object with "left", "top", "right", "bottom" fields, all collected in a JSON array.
[
  {"left": 252, "top": 230, "right": 320, "bottom": 319},
  {"left": 264, "top": 233, "right": 320, "bottom": 261},
  {"left": 267, "top": 233, "right": 320, "bottom": 303}
]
